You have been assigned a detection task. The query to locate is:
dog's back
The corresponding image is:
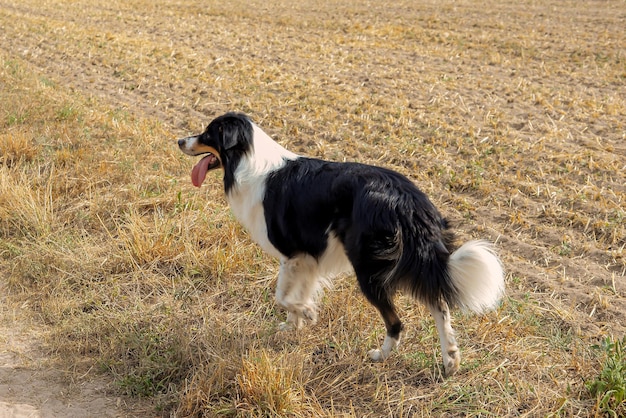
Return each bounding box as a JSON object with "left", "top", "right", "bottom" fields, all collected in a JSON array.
[{"left": 178, "top": 112, "right": 504, "bottom": 376}]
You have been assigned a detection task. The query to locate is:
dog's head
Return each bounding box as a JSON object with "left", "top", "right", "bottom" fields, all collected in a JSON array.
[{"left": 178, "top": 112, "right": 253, "bottom": 189}]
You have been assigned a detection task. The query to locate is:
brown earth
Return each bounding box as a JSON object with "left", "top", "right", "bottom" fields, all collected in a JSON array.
[
  {"left": 0, "top": 0, "right": 625, "bottom": 416},
  {"left": 1, "top": 280, "right": 120, "bottom": 417}
]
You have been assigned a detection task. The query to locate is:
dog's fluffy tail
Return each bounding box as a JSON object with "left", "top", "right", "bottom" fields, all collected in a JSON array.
[{"left": 447, "top": 240, "right": 505, "bottom": 313}]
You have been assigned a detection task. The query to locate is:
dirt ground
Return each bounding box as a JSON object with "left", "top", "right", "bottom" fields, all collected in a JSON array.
[
  {"left": 0, "top": 0, "right": 624, "bottom": 416},
  {"left": 0, "top": 328, "right": 120, "bottom": 418},
  {"left": 0, "top": 281, "right": 112, "bottom": 417}
]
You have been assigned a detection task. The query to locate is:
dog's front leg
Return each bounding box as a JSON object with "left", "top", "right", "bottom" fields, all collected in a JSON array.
[{"left": 275, "top": 256, "right": 319, "bottom": 330}]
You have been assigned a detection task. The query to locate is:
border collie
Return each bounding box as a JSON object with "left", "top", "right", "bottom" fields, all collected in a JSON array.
[{"left": 178, "top": 112, "right": 504, "bottom": 376}]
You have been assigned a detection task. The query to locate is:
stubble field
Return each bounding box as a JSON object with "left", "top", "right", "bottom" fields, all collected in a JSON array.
[{"left": 0, "top": 0, "right": 625, "bottom": 416}]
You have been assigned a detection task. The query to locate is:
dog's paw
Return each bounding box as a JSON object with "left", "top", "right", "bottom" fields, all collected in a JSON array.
[
  {"left": 278, "top": 321, "right": 295, "bottom": 331},
  {"left": 278, "top": 312, "right": 304, "bottom": 331},
  {"left": 368, "top": 348, "right": 387, "bottom": 362},
  {"left": 443, "top": 349, "right": 461, "bottom": 376},
  {"left": 367, "top": 336, "right": 398, "bottom": 362},
  {"left": 301, "top": 306, "right": 318, "bottom": 324}
]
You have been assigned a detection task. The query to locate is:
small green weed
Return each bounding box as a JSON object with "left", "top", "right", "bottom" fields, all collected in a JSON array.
[
  {"left": 6, "top": 111, "right": 29, "bottom": 125},
  {"left": 56, "top": 104, "right": 79, "bottom": 121},
  {"left": 110, "top": 321, "right": 191, "bottom": 398},
  {"left": 587, "top": 336, "right": 626, "bottom": 417}
]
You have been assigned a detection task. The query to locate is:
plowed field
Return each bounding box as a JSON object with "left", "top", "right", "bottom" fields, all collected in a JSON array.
[{"left": 1, "top": 0, "right": 624, "bottom": 416}]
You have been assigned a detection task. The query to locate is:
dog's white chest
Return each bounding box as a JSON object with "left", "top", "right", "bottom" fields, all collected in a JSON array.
[{"left": 227, "top": 182, "right": 283, "bottom": 259}]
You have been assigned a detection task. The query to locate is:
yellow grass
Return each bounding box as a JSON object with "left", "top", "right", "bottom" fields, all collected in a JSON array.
[{"left": 1, "top": 0, "right": 625, "bottom": 416}]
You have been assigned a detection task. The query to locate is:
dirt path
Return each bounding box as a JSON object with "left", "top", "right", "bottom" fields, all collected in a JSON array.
[
  {"left": 0, "top": 282, "right": 139, "bottom": 418},
  {"left": 0, "top": 347, "right": 120, "bottom": 418}
]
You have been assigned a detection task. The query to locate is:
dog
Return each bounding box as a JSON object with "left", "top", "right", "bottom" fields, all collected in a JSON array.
[{"left": 178, "top": 112, "right": 504, "bottom": 376}]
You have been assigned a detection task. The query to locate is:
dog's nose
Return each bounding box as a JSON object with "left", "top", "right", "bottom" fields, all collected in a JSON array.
[{"left": 177, "top": 138, "right": 186, "bottom": 148}]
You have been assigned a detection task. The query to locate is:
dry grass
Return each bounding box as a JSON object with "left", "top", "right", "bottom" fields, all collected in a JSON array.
[{"left": 1, "top": 0, "right": 625, "bottom": 416}]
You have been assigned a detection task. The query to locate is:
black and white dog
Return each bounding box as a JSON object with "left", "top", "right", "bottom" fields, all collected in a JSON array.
[{"left": 178, "top": 112, "right": 504, "bottom": 376}]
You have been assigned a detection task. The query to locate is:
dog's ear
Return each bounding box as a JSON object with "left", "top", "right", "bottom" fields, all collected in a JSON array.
[{"left": 218, "top": 116, "right": 249, "bottom": 150}]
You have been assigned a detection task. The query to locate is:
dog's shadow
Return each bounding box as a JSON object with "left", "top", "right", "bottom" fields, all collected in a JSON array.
[{"left": 256, "top": 323, "right": 443, "bottom": 405}]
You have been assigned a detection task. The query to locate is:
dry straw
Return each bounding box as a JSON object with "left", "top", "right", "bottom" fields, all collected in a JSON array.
[{"left": 1, "top": 0, "right": 624, "bottom": 416}]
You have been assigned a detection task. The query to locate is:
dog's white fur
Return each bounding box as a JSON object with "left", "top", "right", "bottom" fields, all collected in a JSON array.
[
  {"left": 225, "top": 124, "right": 353, "bottom": 330},
  {"left": 225, "top": 124, "right": 297, "bottom": 259},
  {"left": 447, "top": 240, "right": 505, "bottom": 313},
  {"left": 276, "top": 233, "right": 353, "bottom": 331},
  {"left": 179, "top": 115, "right": 504, "bottom": 375}
]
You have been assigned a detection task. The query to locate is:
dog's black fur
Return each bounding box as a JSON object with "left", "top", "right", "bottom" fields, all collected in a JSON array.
[{"left": 178, "top": 112, "right": 504, "bottom": 375}]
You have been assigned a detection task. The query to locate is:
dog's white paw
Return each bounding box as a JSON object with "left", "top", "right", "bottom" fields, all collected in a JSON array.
[
  {"left": 278, "top": 312, "right": 304, "bottom": 331},
  {"left": 368, "top": 335, "right": 398, "bottom": 362},
  {"left": 443, "top": 349, "right": 461, "bottom": 376},
  {"left": 278, "top": 321, "right": 295, "bottom": 331},
  {"left": 277, "top": 305, "right": 317, "bottom": 331},
  {"left": 368, "top": 348, "right": 387, "bottom": 362},
  {"left": 301, "top": 306, "right": 318, "bottom": 324}
]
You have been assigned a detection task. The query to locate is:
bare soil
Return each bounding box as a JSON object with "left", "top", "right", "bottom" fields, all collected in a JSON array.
[{"left": 0, "top": 281, "right": 116, "bottom": 417}]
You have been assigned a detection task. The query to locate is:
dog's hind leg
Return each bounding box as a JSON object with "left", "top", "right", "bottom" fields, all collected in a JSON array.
[
  {"left": 367, "top": 305, "right": 403, "bottom": 361},
  {"left": 355, "top": 273, "right": 403, "bottom": 361},
  {"left": 429, "top": 300, "right": 461, "bottom": 376},
  {"left": 275, "top": 255, "right": 321, "bottom": 330},
  {"left": 366, "top": 295, "right": 403, "bottom": 361}
]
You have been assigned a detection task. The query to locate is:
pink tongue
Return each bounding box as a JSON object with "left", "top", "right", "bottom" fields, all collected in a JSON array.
[{"left": 191, "top": 155, "right": 215, "bottom": 187}]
